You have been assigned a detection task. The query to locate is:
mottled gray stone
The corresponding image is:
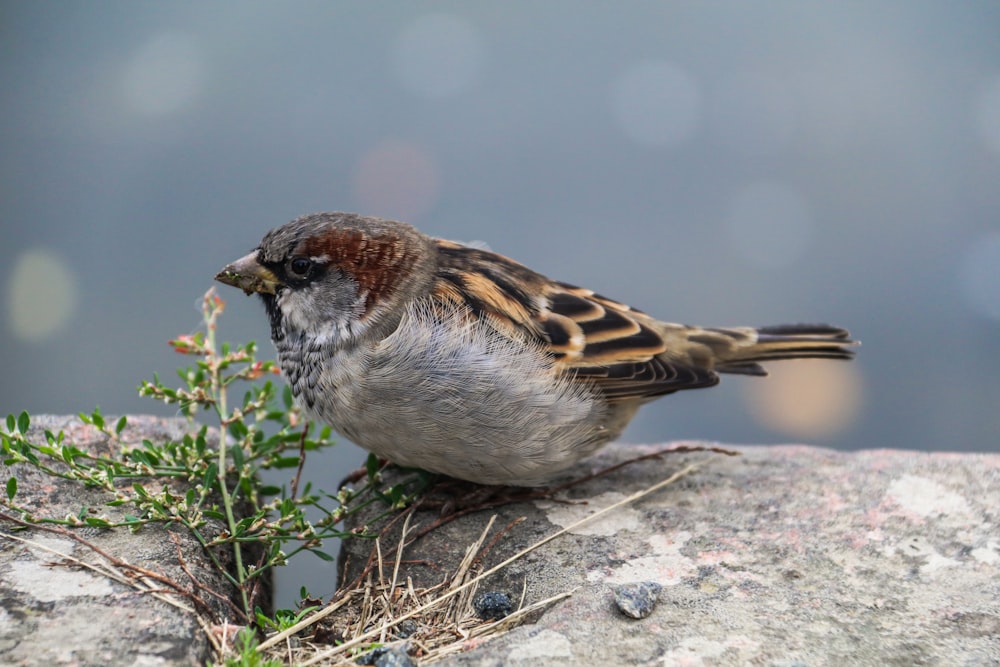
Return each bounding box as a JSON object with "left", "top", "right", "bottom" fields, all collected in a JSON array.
[
  {"left": 7, "top": 416, "right": 999, "bottom": 666},
  {"left": 340, "top": 443, "right": 1000, "bottom": 666},
  {"left": 613, "top": 581, "right": 662, "bottom": 619},
  {"left": 0, "top": 415, "right": 238, "bottom": 667}
]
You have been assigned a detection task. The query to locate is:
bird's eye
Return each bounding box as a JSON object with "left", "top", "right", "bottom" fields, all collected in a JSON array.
[{"left": 289, "top": 257, "right": 312, "bottom": 277}]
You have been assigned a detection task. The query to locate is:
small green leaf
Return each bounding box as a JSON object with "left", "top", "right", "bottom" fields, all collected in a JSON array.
[
  {"left": 254, "top": 608, "right": 274, "bottom": 631},
  {"left": 270, "top": 456, "right": 302, "bottom": 469},
  {"left": 129, "top": 449, "right": 158, "bottom": 466},
  {"left": 202, "top": 462, "right": 219, "bottom": 490},
  {"left": 91, "top": 409, "right": 104, "bottom": 431},
  {"left": 365, "top": 453, "right": 380, "bottom": 480},
  {"left": 16, "top": 411, "right": 30, "bottom": 434},
  {"left": 6, "top": 477, "right": 16, "bottom": 501},
  {"left": 115, "top": 416, "right": 127, "bottom": 436},
  {"left": 311, "top": 550, "right": 335, "bottom": 562},
  {"left": 232, "top": 515, "right": 256, "bottom": 536},
  {"left": 61, "top": 444, "right": 78, "bottom": 464},
  {"left": 228, "top": 420, "right": 249, "bottom": 439},
  {"left": 5, "top": 414, "right": 14, "bottom": 433},
  {"left": 263, "top": 410, "right": 286, "bottom": 422},
  {"left": 194, "top": 435, "right": 208, "bottom": 456}
]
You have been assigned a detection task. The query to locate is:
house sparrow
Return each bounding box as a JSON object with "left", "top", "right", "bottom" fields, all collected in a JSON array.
[{"left": 216, "top": 212, "right": 856, "bottom": 486}]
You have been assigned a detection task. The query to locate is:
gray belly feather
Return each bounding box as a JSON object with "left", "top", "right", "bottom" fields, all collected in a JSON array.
[{"left": 277, "top": 301, "right": 611, "bottom": 485}]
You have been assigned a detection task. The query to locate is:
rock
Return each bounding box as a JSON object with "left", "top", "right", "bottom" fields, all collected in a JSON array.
[
  {"left": 0, "top": 415, "right": 239, "bottom": 667},
  {"left": 338, "top": 443, "right": 1000, "bottom": 666},
  {"left": 473, "top": 591, "right": 514, "bottom": 620},
  {"left": 612, "top": 581, "right": 662, "bottom": 619},
  {"left": 394, "top": 619, "right": 419, "bottom": 638},
  {"left": 356, "top": 644, "right": 415, "bottom": 667},
  {"left": 6, "top": 417, "right": 999, "bottom": 665}
]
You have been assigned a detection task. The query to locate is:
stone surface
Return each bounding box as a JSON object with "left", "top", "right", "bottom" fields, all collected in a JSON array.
[
  {"left": 6, "top": 416, "right": 999, "bottom": 666},
  {"left": 0, "top": 415, "right": 237, "bottom": 667},
  {"left": 340, "top": 443, "right": 1000, "bottom": 666}
]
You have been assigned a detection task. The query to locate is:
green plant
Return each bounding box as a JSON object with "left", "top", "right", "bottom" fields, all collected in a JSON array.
[
  {"left": 1, "top": 288, "right": 425, "bottom": 624},
  {"left": 255, "top": 602, "right": 322, "bottom": 634},
  {"left": 211, "top": 627, "right": 284, "bottom": 667}
]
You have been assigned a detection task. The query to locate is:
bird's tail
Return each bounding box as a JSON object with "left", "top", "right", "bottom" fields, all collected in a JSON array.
[{"left": 683, "top": 323, "right": 857, "bottom": 376}]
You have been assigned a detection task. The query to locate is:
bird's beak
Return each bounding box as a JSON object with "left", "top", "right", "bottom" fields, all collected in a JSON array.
[{"left": 215, "top": 252, "right": 282, "bottom": 296}]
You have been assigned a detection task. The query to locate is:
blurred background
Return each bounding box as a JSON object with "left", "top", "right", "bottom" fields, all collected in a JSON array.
[{"left": 2, "top": 2, "right": 998, "bottom": 605}]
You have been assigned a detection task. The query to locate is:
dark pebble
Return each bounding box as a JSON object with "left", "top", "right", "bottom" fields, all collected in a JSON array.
[
  {"left": 355, "top": 645, "right": 415, "bottom": 667},
  {"left": 394, "top": 619, "right": 418, "bottom": 638},
  {"left": 473, "top": 591, "right": 514, "bottom": 620},
  {"left": 613, "top": 581, "right": 662, "bottom": 619}
]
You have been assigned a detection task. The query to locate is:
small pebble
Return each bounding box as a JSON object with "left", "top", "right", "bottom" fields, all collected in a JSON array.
[
  {"left": 613, "top": 581, "right": 662, "bottom": 619},
  {"left": 394, "top": 619, "right": 418, "bottom": 638},
  {"left": 355, "top": 645, "right": 415, "bottom": 667},
  {"left": 473, "top": 591, "right": 514, "bottom": 620}
]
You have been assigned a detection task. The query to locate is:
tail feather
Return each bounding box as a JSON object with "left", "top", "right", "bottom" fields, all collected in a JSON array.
[
  {"left": 756, "top": 323, "right": 851, "bottom": 338},
  {"left": 713, "top": 323, "right": 857, "bottom": 375}
]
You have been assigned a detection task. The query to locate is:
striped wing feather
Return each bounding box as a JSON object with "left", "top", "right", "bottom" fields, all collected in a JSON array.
[{"left": 432, "top": 241, "right": 720, "bottom": 401}]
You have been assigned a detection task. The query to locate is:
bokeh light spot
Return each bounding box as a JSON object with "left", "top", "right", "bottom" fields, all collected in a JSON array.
[
  {"left": 974, "top": 76, "right": 1000, "bottom": 156},
  {"left": 7, "top": 249, "right": 79, "bottom": 341},
  {"left": 744, "top": 360, "right": 863, "bottom": 440},
  {"left": 352, "top": 140, "right": 441, "bottom": 222},
  {"left": 725, "top": 181, "right": 813, "bottom": 270},
  {"left": 611, "top": 61, "right": 701, "bottom": 147},
  {"left": 392, "top": 14, "right": 484, "bottom": 98},
  {"left": 122, "top": 32, "right": 203, "bottom": 117},
  {"left": 957, "top": 231, "right": 1000, "bottom": 322}
]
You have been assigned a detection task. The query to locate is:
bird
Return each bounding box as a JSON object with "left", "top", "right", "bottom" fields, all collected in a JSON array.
[{"left": 216, "top": 212, "right": 857, "bottom": 486}]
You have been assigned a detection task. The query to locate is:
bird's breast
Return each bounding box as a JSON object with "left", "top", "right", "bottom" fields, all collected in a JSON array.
[{"left": 274, "top": 301, "right": 613, "bottom": 485}]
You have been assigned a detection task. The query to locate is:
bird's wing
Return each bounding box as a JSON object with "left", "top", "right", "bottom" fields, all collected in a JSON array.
[{"left": 432, "top": 240, "right": 719, "bottom": 401}]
